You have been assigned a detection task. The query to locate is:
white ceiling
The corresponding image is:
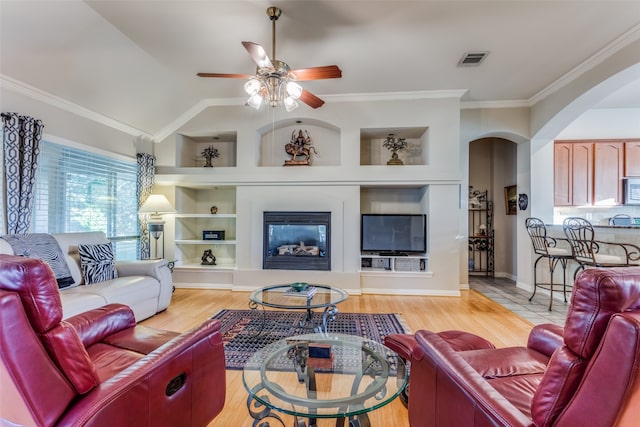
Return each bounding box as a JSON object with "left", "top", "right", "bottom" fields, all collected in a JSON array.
[{"left": 1, "top": 0, "right": 639, "bottom": 137}]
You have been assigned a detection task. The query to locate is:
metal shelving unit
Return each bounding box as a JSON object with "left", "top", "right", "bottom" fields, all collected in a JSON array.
[{"left": 468, "top": 190, "right": 494, "bottom": 277}]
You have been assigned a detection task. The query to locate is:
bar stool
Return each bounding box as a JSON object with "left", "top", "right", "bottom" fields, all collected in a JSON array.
[
  {"left": 609, "top": 213, "right": 633, "bottom": 226},
  {"left": 525, "top": 217, "right": 574, "bottom": 310},
  {"left": 563, "top": 217, "right": 640, "bottom": 279}
]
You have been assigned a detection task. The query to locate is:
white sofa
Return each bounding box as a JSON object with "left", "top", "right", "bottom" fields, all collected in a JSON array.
[{"left": 0, "top": 231, "right": 173, "bottom": 321}]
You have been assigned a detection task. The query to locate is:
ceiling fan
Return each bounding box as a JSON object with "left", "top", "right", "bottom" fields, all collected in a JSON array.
[{"left": 197, "top": 6, "right": 342, "bottom": 111}]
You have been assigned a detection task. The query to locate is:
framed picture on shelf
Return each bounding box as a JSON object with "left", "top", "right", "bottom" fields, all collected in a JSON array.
[
  {"left": 203, "top": 230, "right": 225, "bottom": 240},
  {"left": 504, "top": 185, "right": 517, "bottom": 215}
]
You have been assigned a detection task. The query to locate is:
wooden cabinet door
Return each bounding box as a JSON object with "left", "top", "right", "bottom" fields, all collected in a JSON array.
[
  {"left": 554, "top": 143, "right": 572, "bottom": 206},
  {"left": 625, "top": 141, "right": 640, "bottom": 177},
  {"left": 593, "top": 142, "right": 623, "bottom": 205},
  {"left": 571, "top": 142, "right": 593, "bottom": 206}
]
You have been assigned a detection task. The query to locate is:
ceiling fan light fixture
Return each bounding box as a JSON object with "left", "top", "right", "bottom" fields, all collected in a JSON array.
[
  {"left": 246, "top": 93, "right": 263, "bottom": 109},
  {"left": 198, "top": 7, "right": 341, "bottom": 111},
  {"left": 286, "top": 81, "right": 303, "bottom": 99},
  {"left": 244, "top": 78, "right": 262, "bottom": 95},
  {"left": 283, "top": 96, "right": 299, "bottom": 112}
]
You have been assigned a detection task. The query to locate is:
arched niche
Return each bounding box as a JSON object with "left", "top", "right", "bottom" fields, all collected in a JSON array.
[
  {"left": 360, "top": 127, "right": 429, "bottom": 166},
  {"left": 256, "top": 118, "right": 341, "bottom": 167}
]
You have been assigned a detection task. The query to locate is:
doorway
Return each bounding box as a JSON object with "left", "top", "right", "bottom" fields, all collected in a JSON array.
[{"left": 468, "top": 137, "right": 518, "bottom": 280}]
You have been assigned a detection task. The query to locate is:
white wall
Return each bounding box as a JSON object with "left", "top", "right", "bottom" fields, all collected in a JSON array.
[
  {"left": 1, "top": 88, "right": 138, "bottom": 157},
  {"left": 556, "top": 108, "right": 640, "bottom": 139}
]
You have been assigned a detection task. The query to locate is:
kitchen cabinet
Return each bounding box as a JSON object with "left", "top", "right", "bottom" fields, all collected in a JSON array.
[
  {"left": 554, "top": 142, "right": 592, "bottom": 206},
  {"left": 593, "top": 141, "right": 623, "bottom": 205},
  {"left": 625, "top": 140, "right": 640, "bottom": 177},
  {"left": 554, "top": 139, "right": 632, "bottom": 206}
]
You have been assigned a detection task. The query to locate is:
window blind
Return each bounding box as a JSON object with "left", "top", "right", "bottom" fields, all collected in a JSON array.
[{"left": 32, "top": 141, "right": 139, "bottom": 259}]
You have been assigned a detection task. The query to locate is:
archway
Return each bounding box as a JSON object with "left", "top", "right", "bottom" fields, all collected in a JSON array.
[{"left": 468, "top": 137, "right": 519, "bottom": 282}]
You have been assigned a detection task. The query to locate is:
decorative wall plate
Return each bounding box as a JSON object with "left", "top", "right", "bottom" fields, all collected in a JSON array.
[{"left": 518, "top": 193, "right": 528, "bottom": 210}]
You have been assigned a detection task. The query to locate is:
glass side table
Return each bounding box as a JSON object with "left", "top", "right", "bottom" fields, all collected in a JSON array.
[{"left": 242, "top": 333, "right": 408, "bottom": 427}]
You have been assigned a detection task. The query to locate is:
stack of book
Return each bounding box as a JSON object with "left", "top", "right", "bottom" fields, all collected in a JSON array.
[
  {"left": 307, "top": 343, "right": 333, "bottom": 369},
  {"left": 284, "top": 286, "right": 317, "bottom": 298}
]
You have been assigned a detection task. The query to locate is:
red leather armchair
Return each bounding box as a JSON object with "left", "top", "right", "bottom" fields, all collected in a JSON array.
[
  {"left": 401, "top": 266, "right": 640, "bottom": 427},
  {"left": 0, "top": 255, "right": 225, "bottom": 427}
]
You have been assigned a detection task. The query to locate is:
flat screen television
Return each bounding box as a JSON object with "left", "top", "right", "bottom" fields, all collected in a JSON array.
[{"left": 361, "top": 214, "right": 427, "bottom": 255}]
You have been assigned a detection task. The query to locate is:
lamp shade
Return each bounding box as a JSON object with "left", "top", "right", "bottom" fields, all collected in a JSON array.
[{"left": 139, "top": 195, "right": 176, "bottom": 216}]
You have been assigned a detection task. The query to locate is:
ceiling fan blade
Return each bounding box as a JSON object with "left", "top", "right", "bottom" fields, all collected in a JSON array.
[
  {"left": 197, "top": 72, "right": 253, "bottom": 79},
  {"left": 299, "top": 89, "right": 325, "bottom": 109},
  {"left": 291, "top": 65, "right": 342, "bottom": 81},
  {"left": 242, "top": 41, "right": 274, "bottom": 69}
]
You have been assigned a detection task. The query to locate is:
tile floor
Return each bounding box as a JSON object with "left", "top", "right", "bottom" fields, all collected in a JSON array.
[{"left": 469, "top": 275, "right": 569, "bottom": 325}]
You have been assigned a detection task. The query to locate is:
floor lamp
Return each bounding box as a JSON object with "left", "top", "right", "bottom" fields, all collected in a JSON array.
[{"left": 139, "top": 194, "right": 176, "bottom": 259}]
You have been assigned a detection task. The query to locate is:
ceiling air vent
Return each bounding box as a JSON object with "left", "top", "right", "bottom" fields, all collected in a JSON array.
[{"left": 458, "top": 52, "right": 489, "bottom": 67}]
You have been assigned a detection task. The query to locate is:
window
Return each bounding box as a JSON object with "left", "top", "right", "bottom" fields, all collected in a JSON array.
[{"left": 32, "top": 141, "right": 139, "bottom": 259}]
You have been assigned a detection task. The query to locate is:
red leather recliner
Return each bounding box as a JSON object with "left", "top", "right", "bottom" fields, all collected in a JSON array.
[
  {"left": 399, "top": 266, "right": 640, "bottom": 427},
  {"left": 0, "top": 254, "right": 226, "bottom": 427}
]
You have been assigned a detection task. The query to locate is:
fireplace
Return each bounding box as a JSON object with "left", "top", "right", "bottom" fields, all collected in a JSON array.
[{"left": 263, "top": 211, "right": 331, "bottom": 271}]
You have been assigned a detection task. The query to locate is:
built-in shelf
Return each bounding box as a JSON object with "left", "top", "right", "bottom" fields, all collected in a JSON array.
[
  {"left": 360, "top": 127, "right": 429, "bottom": 166},
  {"left": 174, "top": 239, "right": 237, "bottom": 245},
  {"left": 154, "top": 123, "right": 441, "bottom": 289},
  {"left": 173, "top": 262, "right": 237, "bottom": 270},
  {"left": 175, "top": 133, "right": 237, "bottom": 168},
  {"left": 360, "top": 254, "right": 428, "bottom": 273},
  {"left": 257, "top": 118, "right": 341, "bottom": 167},
  {"left": 175, "top": 213, "right": 236, "bottom": 218},
  {"left": 173, "top": 186, "right": 237, "bottom": 270}
]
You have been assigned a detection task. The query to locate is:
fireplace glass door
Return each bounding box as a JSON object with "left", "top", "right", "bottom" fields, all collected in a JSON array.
[{"left": 263, "top": 211, "right": 331, "bottom": 271}]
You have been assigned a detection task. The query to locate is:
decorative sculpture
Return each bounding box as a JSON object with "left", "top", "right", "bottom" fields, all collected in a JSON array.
[
  {"left": 201, "top": 249, "right": 216, "bottom": 265},
  {"left": 383, "top": 134, "right": 407, "bottom": 165},
  {"left": 201, "top": 145, "right": 220, "bottom": 167},
  {"left": 284, "top": 129, "right": 318, "bottom": 166}
]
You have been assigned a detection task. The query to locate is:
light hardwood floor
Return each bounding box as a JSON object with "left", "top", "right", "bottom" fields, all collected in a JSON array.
[{"left": 141, "top": 288, "right": 534, "bottom": 427}]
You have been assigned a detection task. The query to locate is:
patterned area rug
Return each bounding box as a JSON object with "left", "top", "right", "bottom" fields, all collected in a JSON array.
[{"left": 212, "top": 309, "right": 411, "bottom": 371}]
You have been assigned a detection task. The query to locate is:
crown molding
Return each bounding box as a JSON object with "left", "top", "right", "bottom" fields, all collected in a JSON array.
[
  {"left": 324, "top": 89, "right": 469, "bottom": 103},
  {"left": 460, "top": 99, "right": 530, "bottom": 109},
  {"left": 529, "top": 23, "right": 640, "bottom": 106},
  {"left": 1, "top": 74, "right": 154, "bottom": 139}
]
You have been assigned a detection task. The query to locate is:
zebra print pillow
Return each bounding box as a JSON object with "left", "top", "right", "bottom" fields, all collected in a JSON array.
[{"left": 78, "top": 243, "right": 118, "bottom": 285}]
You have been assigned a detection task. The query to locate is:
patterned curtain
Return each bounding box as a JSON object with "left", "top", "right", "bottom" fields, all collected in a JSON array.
[
  {"left": 1, "top": 113, "right": 44, "bottom": 234},
  {"left": 137, "top": 153, "right": 155, "bottom": 259}
]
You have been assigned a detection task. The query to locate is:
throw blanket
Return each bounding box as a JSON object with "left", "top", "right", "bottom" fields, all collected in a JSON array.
[{"left": 1, "top": 233, "right": 74, "bottom": 288}]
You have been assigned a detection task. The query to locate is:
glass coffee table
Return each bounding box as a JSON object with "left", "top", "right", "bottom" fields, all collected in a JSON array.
[
  {"left": 242, "top": 333, "right": 407, "bottom": 427},
  {"left": 249, "top": 284, "right": 348, "bottom": 333}
]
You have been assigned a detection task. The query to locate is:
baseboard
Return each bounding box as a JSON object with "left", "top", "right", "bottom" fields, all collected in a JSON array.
[
  {"left": 494, "top": 272, "right": 517, "bottom": 281},
  {"left": 360, "top": 288, "right": 461, "bottom": 296},
  {"left": 174, "top": 282, "right": 232, "bottom": 290}
]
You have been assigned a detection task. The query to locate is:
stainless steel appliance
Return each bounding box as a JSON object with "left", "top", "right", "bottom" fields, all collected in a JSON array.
[{"left": 623, "top": 178, "right": 640, "bottom": 205}]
